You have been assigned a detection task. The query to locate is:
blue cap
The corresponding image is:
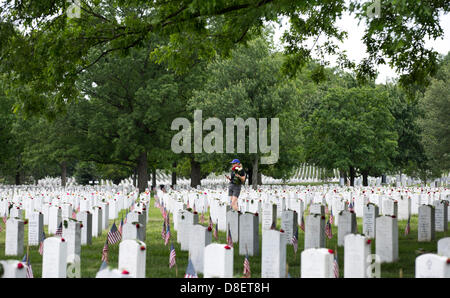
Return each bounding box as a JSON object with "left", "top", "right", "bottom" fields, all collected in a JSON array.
[{"left": 230, "top": 159, "right": 240, "bottom": 164}]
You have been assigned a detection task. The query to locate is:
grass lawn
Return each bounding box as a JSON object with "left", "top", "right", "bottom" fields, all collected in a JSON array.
[{"left": 0, "top": 195, "right": 447, "bottom": 278}]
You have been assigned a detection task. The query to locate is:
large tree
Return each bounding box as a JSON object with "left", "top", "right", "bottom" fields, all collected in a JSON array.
[
  {"left": 1, "top": 1, "right": 449, "bottom": 115},
  {"left": 76, "top": 42, "right": 185, "bottom": 192},
  {"left": 303, "top": 85, "right": 398, "bottom": 186},
  {"left": 189, "top": 36, "right": 303, "bottom": 189},
  {"left": 419, "top": 53, "right": 450, "bottom": 177}
]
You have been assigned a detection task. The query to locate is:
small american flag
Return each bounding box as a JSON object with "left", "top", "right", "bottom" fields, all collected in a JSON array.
[
  {"left": 162, "top": 207, "right": 167, "bottom": 220},
  {"left": 184, "top": 258, "right": 197, "bottom": 278},
  {"left": 348, "top": 200, "right": 354, "bottom": 212},
  {"left": 200, "top": 212, "right": 204, "bottom": 224},
  {"left": 227, "top": 224, "right": 233, "bottom": 247},
  {"left": 119, "top": 217, "right": 124, "bottom": 235},
  {"left": 2, "top": 216, "right": 7, "bottom": 224},
  {"left": 329, "top": 209, "right": 334, "bottom": 225},
  {"left": 300, "top": 216, "right": 305, "bottom": 232},
  {"left": 165, "top": 223, "right": 171, "bottom": 246},
  {"left": 72, "top": 210, "right": 77, "bottom": 219},
  {"left": 270, "top": 221, "right": 276, "bottom": 230},
  {"left": 208, "top": 216, "right": 213, "bottom": 230},
  {"left": 130, "top": 202, "right": 135, "bottom": 211},
  {"left": 22, "top": 253, "right": 34, "bottom": 278},
  {"left": 243, "top": 251, "right": 251, "bottom": 278},
  {"left": 165, "top": 212, "right": 170, "bottom": 226},
  {"left": 107, "top": 222, "right": 121, "bottom": 244},
  {"left": 39, "top": 231, "right": 46, "bottom": 255},
  {"left": 333, "top": 251, "right": 339, "bottom": 278},
  {"left": 77, "top": 205, "right": 80, "bottom": 213},
  {"left": 55, "top": 222, "right": 63, "bottom": 236},
  {"left": 213, "top": 221, "right": 218, "bottom": 240},
  {"left": 405, "top": 216, "right": 411, "bottom": 236},
  {"left": 169, "top": 243, "right": 176, "bottom": 268},
  {"left": 325, "top": 205, "right": 329, "bottom": 215},
  {"left": 101, "top": 239, "right": 109, "bottom": 263},
  {"left": 292, "top": 228, "right": 298, "bottom": 255},
  {"left": 187, "top": 201, "right": 190, "bottom": 210},
  {"left": 325, "top": 218, "right": 333, "bottom": 239},
  {"left": 161, "top": 220, "right": 166, "bottom": 240}
]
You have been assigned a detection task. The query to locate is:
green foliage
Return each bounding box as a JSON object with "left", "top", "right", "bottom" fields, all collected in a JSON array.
[
  {"left": 74, "top": 161, "right": 99, "bottom": 185},
  {"left": 1, "top": 1, "right": 448, "bottom": 115},
  {"left": 189, "top": 36, "right": 304, "bottom": 180},
  {"left": 419, "top": 53, "right": 450, "bottom": 177},
  {"left": 303, "top": 84, "right": 398, "bottom": 178}
]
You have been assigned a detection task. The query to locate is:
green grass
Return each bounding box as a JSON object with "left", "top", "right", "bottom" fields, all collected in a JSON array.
[{"left": 0, "top": 196, "right": 447, "bottom": 278}]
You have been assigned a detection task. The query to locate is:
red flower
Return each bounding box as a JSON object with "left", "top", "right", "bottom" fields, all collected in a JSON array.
[
  {"left": 122, "top": 270, "right": 129, "bottom": 275},
  {"left": 328, "top": 249, "right": 334, "bottom": 254},
  {"left": 23, "top": 220, "right": 28, "bottom": 225},
  {"left": 61, "top": 238, "right": 66, "bottom": 242},
  {"left": 17, "top": 263, "right": 24, "bottom": 269},
  {"left": 366, "top": 239, "right": 371, "bottom": 245},
  {"left": 279, "top": 229, "right": 285, "bottom": 233},
  {"left": 254, "top": 212, "right": 258, "bottom": 216},
  {"left": 447, "top": 258, "right": 450, "bottom": 264},
  {"left": 321, "top": 216, "right": 325, "bottom": 219},
  {"left": 207, "top": 226, "right": 212, "bottom": 232},
  {"left": 224, "top": 245, "right": 231, "bottom": 250},
  {"left": 140, "top": 246, "right": 146, "bottom": 251},
  {"left": 391, "top": 215, "right": 396, "bottom": 219},
  {"left": 80, "top": 224, "right": 84, "bottom": 228},
  {"left": 98, "top": 207, "right": 102, "bottom": 210},
  {"left": 136, "top": 224, "right": 140, "bottom": 228}
]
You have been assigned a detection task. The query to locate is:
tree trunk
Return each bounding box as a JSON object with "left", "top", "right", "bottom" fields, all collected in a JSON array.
[
  {"left": 252, "top": 156, "right": 258, "bottom": 190},
  {"left": 171, "top": 162, "right": 177, "bottom": 186},
  {"left": 362, "top": 171, "right": 369, "bottom": 186},
  {"left": 15, "top": 172, "right": 20, "bottom": 185},
  {"left": 61, "top": 161, "right": 67, "bottom": 188},
  {"left": 381, "top": 174, "right": 386, "bottom": 184},
  {"left": 190, "top": 158, "right": 201, "bottom": 188},
  {"left": 257, "top": 172, "right": 262, "bottom": 185},
  {"left": 137, "top": 151, "right": 148, "bottom": 193},
  {"left": 152, "top": 168, "right": 156, "bottom": 188},
  {"left": 133, "top": 167, "right": 137, "bottom": 187},
  {"left": 247, "top": 165, "right": 253, "bottom": 186},
  {"left": 349, "top": 166, "right": 356, "bottom": 187}
]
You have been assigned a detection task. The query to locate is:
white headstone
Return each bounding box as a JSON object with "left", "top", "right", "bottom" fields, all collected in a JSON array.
[
  {"left": 118, "top": 240, "right": 147, "bottom": 278},
  {"left": 28, "top": 212, "right": 44, "bottom": 246},
  {"left": 261, "top": 229, "right": 286, "bottom": 278},
  {"left": 204, "top": 243, "right": 234, "bottom": 278},
  {"left": 5, "top": 218, "right": 24, "bottom": 256},
  {"left": 188, "top": 225, "right": 212, "bottom": 274},
  {"left": 375, "top": 216, "right": 398, "bottom": 263},
  {"left": 0, "top": 260, "right": 28, "bottom": 278},
  {"left": 301, "top": 248, "right": 335, "bottom": 278},
  {"left": 42, "top": 237, "right": 68, "bottom": 278},
  {"left": 437, "top": 237, "right": 450, "bottom": 257},
  {"left": 344, "top": 234, "right": 371, "bottom": 278},
  {"left": 415, "top": 253, "right": 450, "bottom": 278}
]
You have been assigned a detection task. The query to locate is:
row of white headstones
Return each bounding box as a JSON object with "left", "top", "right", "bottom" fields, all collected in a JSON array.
[
  {"left": 1, "top": 186, "right": 151, "bottom": 277},
  {"left": 158, "top": 185, "right": 450, "bottom": 278},
  {"left": 1, "top": 184, "right": 449, "bottom": 277}
]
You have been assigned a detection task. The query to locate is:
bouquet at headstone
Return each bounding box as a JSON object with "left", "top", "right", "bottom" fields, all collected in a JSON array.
[{"left": 232, "top": 165, "right": 243, "bottom": 185}]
